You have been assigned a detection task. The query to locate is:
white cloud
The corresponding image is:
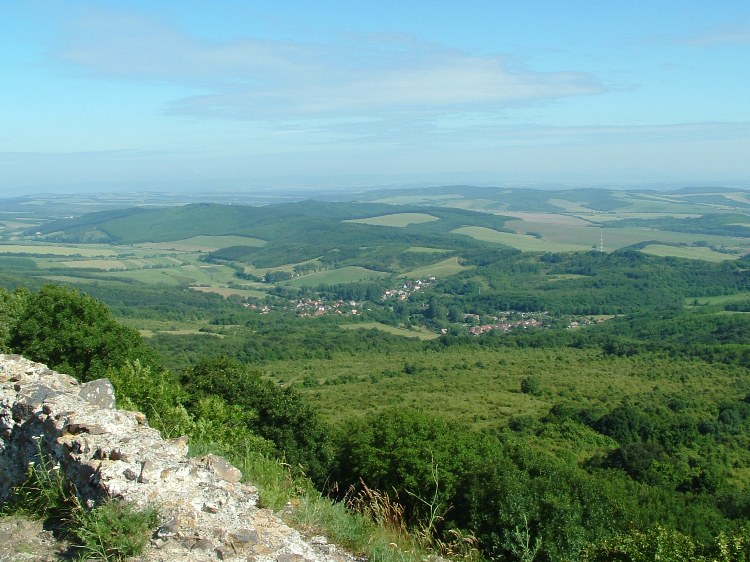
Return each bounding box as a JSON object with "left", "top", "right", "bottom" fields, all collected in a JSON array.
[
  {"left": 56, "top": 11, "right": 603, "bottom": 119},
  {"left": 681, "top": 24, "right": 750, "bottom": 46}
]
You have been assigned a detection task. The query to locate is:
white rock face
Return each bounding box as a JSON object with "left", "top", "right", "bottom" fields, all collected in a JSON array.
[{"left": 0, "top": 354, "right": 357, "bottom": 562}]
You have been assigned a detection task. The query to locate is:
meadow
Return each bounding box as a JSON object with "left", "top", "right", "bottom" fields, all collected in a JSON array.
[
  {"left": 344, "top": 212, "right": 440, "bottom": 227},
  {"left": 641, "top": 244, "right": 736, "bottom": 261},
  {"left": 402, "top": 256, "right": 471, "bottom": 278},
  {"left": 287, "top": 266, "right": 389, "bottom": 286},
  {"left": 339, "top": 322, "right": 439, "bottom": 340},
  {"left": 452, "top": 226, "right": 591, "bottom": 252}
]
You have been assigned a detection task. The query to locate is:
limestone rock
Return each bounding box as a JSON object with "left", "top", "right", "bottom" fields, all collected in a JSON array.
[{"left": 79, "top": 378, "right": 117, "bottom": 409}]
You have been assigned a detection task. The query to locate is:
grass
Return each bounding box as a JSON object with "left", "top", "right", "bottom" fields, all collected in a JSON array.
[
  {"left": 62, "top": 259, "right": 128, "bottom": 270},
  {"left": 405, "top": 247, "right": 450, "bottom": 254},
  {"left": 453, "top": 226, "right": 590, "bottom": 252},
  {"left": 72, "top": 500, "right": 158, "bottom": 561},
  {"left": 90, "top": 262, "right": 239, "bottom": 286},
  {"left": 403, "top": 257, "right": 471, "bottom": 278},
  {"left": 1, "top": 443, "right": 70, "bottom": 519},
  {"left": 455, "top": 222, "right": 750, "bottom": 255},
  {"left": 188, "top": 441, "right": 447, "bottom": 562},
  {"left": 288, "top": 266, "right": 389, "bottom": 286},
  {"left": 684, "top": 292, "right": 750, "bottom": 306},
  {"left": 345, "top": 213, "right": 440, "bottom": 227},
  {"left": 190, "top": 286, "right": 268, "bottom": 298},
  {"left": 340, "top": 322, "right": 439, "bottom": 340},
  {"left": 640, "top": 244, "right": 739, "bottom": 261},
  {"left": 0, "top": 244, "right": 117, "bottom": 257},
  {"left": 137, "top": 235, "right": 266, "bottom": 252}
]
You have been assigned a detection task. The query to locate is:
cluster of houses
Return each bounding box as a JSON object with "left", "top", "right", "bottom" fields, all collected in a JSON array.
[
  {"left": 242, "top": 303, "right": 271, "bottom": 314},
  {"left": 468, "top": 318, "right": 542, "bottom": 336},
  {"left": 293, "top": 298, "right": 360, "bottom": 317},
  {"left": 568, "top": 316, "right": 606, "bottom": 328},
  {"left": 382, "top": 277, "right": 437, "bottom": 300}
]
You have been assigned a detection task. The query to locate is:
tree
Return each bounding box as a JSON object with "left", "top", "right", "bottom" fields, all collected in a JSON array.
[
  {"left": 0, "top": 286, "right": 28, "bottom": 352},
  {"left": 10, "top": 285, "right": 158, "bottom": 381},
  {"left": 333, "top": 408, "right": 479, "bottom": 527},
  {"left": 181, "top": 356, "right": 333, "bottom": 483}
]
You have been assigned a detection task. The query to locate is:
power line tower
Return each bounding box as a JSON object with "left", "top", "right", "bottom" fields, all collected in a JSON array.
[{"left": 599, "top": 228, "right": 604, "bottom": 253}]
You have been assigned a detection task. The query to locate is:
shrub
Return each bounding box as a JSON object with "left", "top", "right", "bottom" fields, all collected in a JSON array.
[
  {"left": 72, "top": 499, "right": 158, "bottom": 561},
  {"left": 520, "top": 375, "right": 542, "bottom": 396}
]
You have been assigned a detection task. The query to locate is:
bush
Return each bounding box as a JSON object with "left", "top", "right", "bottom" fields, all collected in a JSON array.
[
  {"left": 520, "top": 375, "right": 542, "bottom": 396},
  {"left": 72, "top": 499, "right": 158, "bottom": 561}
]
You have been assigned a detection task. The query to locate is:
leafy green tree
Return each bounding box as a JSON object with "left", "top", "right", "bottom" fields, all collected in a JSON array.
[
  {"left": 10, "top": 285, "right": 158, "bottom": 381},
  {"left": 333, "top": 408, "right": 480, "bottom": 528},
  {"left": 181, "top": 357, "right": 333, "bottom": 483},
  {"left": 0, "top": 286, "right": 28, "bottom": 352}
]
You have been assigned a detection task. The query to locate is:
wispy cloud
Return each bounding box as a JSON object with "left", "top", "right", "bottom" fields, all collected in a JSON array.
[
  {"left": 680, "top": 24, "right": 750, "bottom": 46},
  {"left": 56, "top": 11, "right": 603, "bottom": 120}
]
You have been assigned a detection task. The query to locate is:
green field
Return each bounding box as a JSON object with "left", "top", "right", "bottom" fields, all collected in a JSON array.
[
  {"left": 61, "top": 259, "right": 127, "bottom": 270},
  {"left": 402, "top": 256, "right": 471, "bottom": 278},
  {"left": 685, "top": 292, "right": 750, "bottom": 306},
  {"left": 404, "top": 246, "right": 449, "bottom": 254},
  {"left": 0, "top": 244, "right": 117, "bottom": 257},
  {"left": 344, "top": 213, "right": 440, "bottom": 227},
  {"left": 641, "top": 244, "right": 738, "bottom": 261},
  {"left": 87, "top": 262, "right": 240, "bottom": 286},
  {"left": 190, "top": 286, "right": 268, "bottom": 299},
  {"left": 340, "top": 322, "right": 439, "bottom": 340},
  {"left": 288, "top": 266, "right": 389, "bottom": 286},
  {"left": 138, "top": 235, "right": 266, "bottom": 252},
  {"left": 453, "top": 226, "right": 591, "bottom": 252}
]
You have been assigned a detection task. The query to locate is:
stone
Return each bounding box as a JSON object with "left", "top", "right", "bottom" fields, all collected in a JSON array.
[
  {"left": 191, "top": 538, "right": 214, "bottom": 551},
  {"left": 230, "top": 528, "right": 259, "bottom": 544},
  {"left": 79, "top": 379, "right": 116, "bottom": 410},
  {"left": 0, "top": 354, "right": 360, "bottom": 562},
  {"left": 109, "top": 447, "right": 127, "bottom": 461},
  {"left": 202, "top": 501, "right": 219, "bottom": 514},
  {"left": 197, "top": 453, "right": 242, "bottom": 483}
]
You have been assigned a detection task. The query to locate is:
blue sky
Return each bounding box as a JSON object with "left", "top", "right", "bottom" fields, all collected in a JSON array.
[{"left": 2, "top": 1, "right": 749, "bottom": 194}]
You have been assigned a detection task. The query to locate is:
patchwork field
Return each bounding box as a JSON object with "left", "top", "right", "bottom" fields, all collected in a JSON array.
[{"left": 191, "top": 286, "right": 268, "bottom": 299}]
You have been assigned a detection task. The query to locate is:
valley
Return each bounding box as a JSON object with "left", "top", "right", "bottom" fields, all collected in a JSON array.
[{"left": 2, "top": 184, "right": 750, "bottom": 561}]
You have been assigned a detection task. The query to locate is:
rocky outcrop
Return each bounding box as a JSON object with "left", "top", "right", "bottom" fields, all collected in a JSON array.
[{"left": 0, "top": 354, "right": 355, "bottom": 562}]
